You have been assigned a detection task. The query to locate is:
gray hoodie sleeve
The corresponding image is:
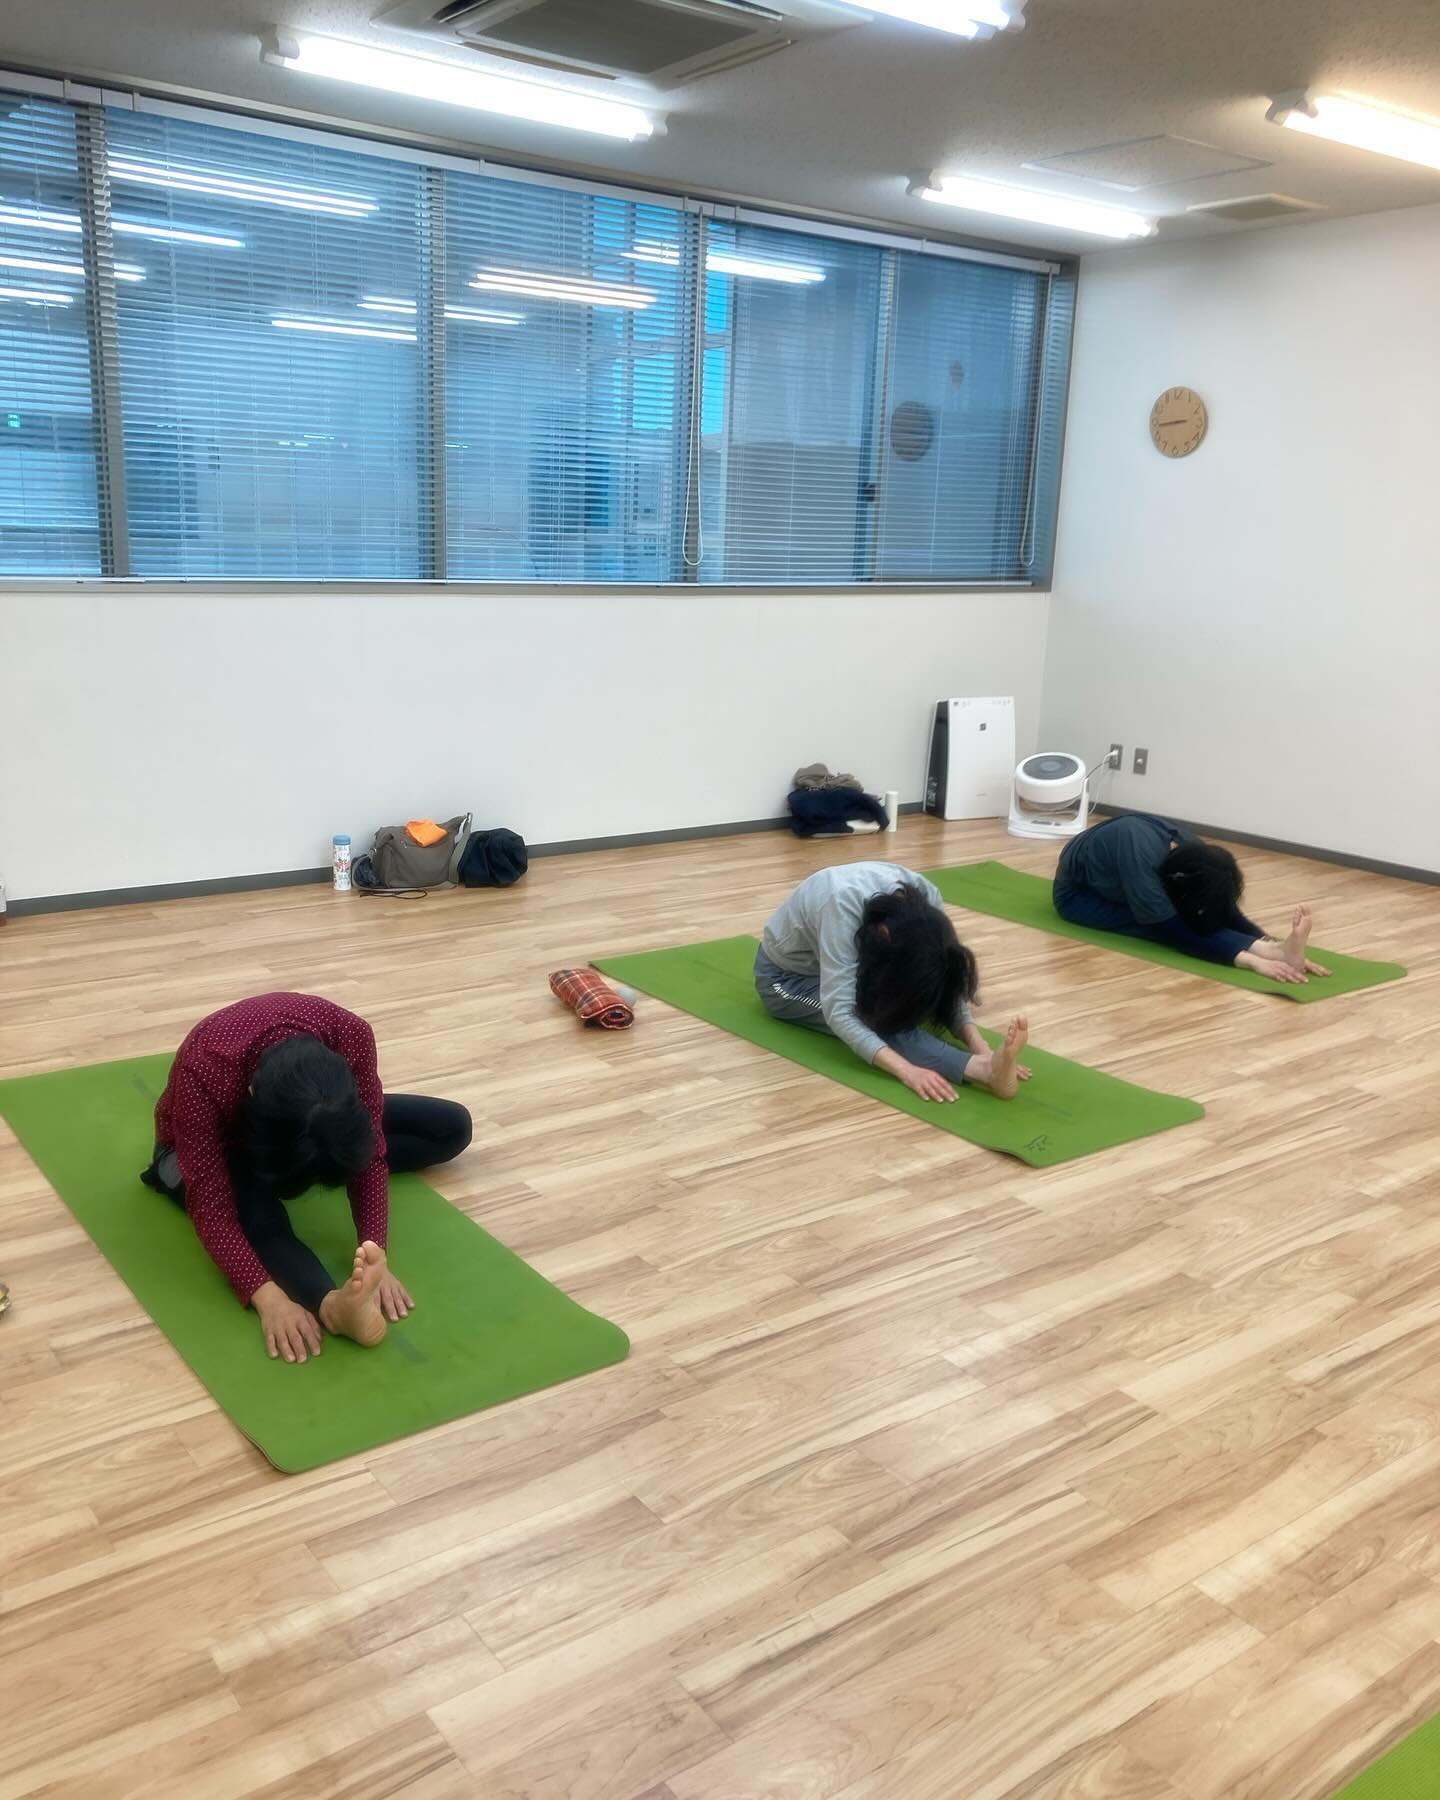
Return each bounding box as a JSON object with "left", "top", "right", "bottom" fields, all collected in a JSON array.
[{"left": 815, "top": 893, "right": 887, "bottom": 1065}]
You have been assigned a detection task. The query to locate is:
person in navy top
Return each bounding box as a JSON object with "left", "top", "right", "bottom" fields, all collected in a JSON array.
[{"left": 1053, "top": 815, "right": 1330, "bottom": 984}]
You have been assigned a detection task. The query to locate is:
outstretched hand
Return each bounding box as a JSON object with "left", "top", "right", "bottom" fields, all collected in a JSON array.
[
  {"left": 253, "top": 1283, "right": 323, "bottom": 1363},
  {"left": 375, "top": 1271, "right": 414, "bottom": 1322},
  {"left": 897, "top": 1061, "right": 959, "bottom": 1103}
]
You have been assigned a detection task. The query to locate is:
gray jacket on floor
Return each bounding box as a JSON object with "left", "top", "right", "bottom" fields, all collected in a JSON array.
[{"left": 759, "top": 862, "right": 972, "bottom": 1065}]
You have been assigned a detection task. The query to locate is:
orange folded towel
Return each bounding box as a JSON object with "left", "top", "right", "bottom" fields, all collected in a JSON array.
[
  {"left": 406, "top": 819, "right": 448, "bottom": 848},
  {"left": 549, "top": 968, "right": 635, "bottom": 1030}
]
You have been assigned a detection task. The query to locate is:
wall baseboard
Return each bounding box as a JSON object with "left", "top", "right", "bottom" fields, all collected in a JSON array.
[
  {"left": 6, "top": 806, "right": 925, "bottom": 917},
  {"left": 1094, "top": 804, "right": 1439, "bottom": 887},
  {"left": 21, "top": 801, "right": 1422, "bottom": 916}
]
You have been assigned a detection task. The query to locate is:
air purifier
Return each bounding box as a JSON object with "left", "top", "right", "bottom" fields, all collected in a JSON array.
[{"left": 923, "top": 697, "right": 1016, "bottom": 820}]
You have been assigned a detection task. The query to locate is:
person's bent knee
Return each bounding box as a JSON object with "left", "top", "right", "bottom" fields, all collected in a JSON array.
[
  {"left": 1052, "top": 881, "right": 1082, "bottom": 923},
  {"left": 440, "top": 1100, "right": 473, "bottom": 1161}
]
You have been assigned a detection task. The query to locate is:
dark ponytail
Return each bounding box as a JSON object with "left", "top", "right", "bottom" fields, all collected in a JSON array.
[
  {"left": 1160, "top": 841, "right": 1244, "bottom": 933},
  {"left": 236, "top": 1034, "right": 375, "bottom": 1196},
  {"left": 854, "top": 883, "right": 978, "bottom": 1038}
]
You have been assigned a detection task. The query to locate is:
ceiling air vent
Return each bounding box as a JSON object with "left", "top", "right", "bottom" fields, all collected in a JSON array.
[
  {"left": 1187, "top": 193, "right": 1327, "bottom": 224},
  {"left": 376, "top": 0, "right": 859, "bottom": 87}
]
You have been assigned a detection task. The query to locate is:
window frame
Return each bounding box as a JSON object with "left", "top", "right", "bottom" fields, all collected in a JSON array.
[{"left": 0, "top": 71, "right": 1076, "bottom": 591}]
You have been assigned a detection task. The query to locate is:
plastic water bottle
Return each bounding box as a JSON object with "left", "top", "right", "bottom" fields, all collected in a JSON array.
[{"left": 332, "top": 835, "right": 352, "bottom": 893}]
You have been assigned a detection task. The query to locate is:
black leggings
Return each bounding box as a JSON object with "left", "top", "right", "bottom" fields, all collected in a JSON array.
[{"left": 148, "top": 1093, "right": 472, "bottom": 1316}]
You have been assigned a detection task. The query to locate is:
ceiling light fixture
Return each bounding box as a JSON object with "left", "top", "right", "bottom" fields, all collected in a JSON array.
[
  {"left": 443, "top": 304, "right": 525, "bottom": 325},
  {"left": 0, "top": 284, "right": 74, "bottom": 304},
  {"left": 272, "top": 315, "right": 417, "bottom": 341},
  {"left": 1266, "top": 90, "right": 1440, "bottom": 172},
  {"left": 0, "top": 202, "right": 241, "bottom": 249},
  {"left": 911, "top": 173, "right": 1156, "bottom": 239},
  {"left": 625, "top": 242, "right": 827, "bottom": 283},
  {"left": 113, "top": 220, "right": 246, "bottom": 249},
  {"left": 844, "top": 0, "right": 1024, "bottom": 39},
  {"left": 359, "top": 294, "right": 524, "bottom": 325},
  {"left": 261, "top": 29, "right": 658, "bottom": 143},
  {"left": 470, "top": 267, "right": 655, "bottom": 309},
  {"left": 109, "top": 157, "right": 375, "bottom": 218},
  {"left": 0, "top": 252, "right": 84, "bottom": 277},
  {"left": 0, "top": 251, "right": 145, "bottom": 282}
]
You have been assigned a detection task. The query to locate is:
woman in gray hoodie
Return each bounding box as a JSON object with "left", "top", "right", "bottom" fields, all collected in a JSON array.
[{"left": 755, "top": 862, "right": 1029, "bottom": 1103}]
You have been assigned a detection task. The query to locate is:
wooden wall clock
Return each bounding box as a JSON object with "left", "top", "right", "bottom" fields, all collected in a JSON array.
[{"left": 1149, "top": 387, "right": 1208, "bottom": 458}]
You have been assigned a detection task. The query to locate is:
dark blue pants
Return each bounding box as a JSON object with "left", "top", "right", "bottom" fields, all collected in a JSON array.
[{"left": 1052, "top": 873, "right": 1260, "bottom": 967}]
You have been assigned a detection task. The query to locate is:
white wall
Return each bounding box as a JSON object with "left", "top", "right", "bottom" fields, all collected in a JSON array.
[
  {"left": 1, "top": 585, "right": 1048, "bottom": 901},
  {"left": 1042, "top": 202, "right": 1440, "bottom": 875}
]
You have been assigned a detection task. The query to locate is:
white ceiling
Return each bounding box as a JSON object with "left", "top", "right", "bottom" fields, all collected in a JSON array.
[{"left": 3, "top": 0, "right": 1440, "bottom": 256}]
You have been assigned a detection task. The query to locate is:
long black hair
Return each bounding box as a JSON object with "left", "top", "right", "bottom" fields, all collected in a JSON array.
[
  {"left": 1160, "top": 840, "right": 1244, "bottom": 933},
  {"left": 236, "top": 1034, "right": 375, "bottom": 1196},
  {"left": 854, "top": 882, "right": 978, "bottom": 1038}
]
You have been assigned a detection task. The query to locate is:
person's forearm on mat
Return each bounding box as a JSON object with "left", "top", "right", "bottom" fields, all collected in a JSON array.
[{"left": 873, "top": 1044, "right": 958, "bottom": 1102}]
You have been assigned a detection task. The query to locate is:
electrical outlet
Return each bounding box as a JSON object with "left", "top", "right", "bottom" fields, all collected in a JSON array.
[
  {"left": 1107, "top": 743, "right": 1123, "bottom": 770},
  {"left": 1133, "top": 747, "right": 1149, "bottom": 775}
]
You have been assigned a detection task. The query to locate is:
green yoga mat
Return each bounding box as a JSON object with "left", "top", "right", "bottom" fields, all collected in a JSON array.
[
  {"left": 1333, "top": 1714, "right": 1440, "bottom": 1798},
  {"left": 924, "top": 860, "right": 1406, "bottom": 1002},
  {"left": 595, "top": 936, "right": 1202, "bottom": 1167},
  {"left": 0, "top": 1056, "right": 629, "bottom": 1474}
]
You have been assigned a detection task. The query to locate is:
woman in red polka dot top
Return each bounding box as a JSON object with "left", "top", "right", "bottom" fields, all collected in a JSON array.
[{"left": 143, "top": 993, "right": 471, "bottom": 1364}]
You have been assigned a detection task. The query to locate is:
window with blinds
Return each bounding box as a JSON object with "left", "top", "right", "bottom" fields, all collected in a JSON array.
[
  {"left": 697, "top": 221, "right": 882, "bottom": 585},
  {"left": 105, "top": 109, "right": 426, "bottom": 578},
  {"left": 0, "top": 83, "right": 1074, "bottom": 587},
  {"left": 0, "top": 95, "right": 101, "bottom": 575},
  {"left": 443, "top": 176, "right": 692, "bottom": 582}
]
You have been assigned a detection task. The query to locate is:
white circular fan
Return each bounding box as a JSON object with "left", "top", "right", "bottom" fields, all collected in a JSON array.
[{"left": 1007, "top": 751, "right": 1091, "bottom": 840}]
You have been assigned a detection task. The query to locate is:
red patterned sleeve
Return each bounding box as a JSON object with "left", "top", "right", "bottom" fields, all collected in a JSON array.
[
  {"left": 169, "top": 1063, "right": 272, "bottom": 1305},
  {"left": 338, "top": 1012, "right": 389, "bottom": 1248}
]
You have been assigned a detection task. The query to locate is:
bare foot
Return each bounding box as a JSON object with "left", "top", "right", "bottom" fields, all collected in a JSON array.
[
  {"left": 989, "top": 1015, "right": 1029, "bottom": 1100},
  {"left": 320, "top": 1241, "right": 388, "bottom": 1347},
  {"left": 1280, "top": 904, "right": 1313, "bottom": 976}
]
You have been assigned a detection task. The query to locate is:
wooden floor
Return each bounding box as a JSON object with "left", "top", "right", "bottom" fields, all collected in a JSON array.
[{"left": 2, "top": 817, "right": 1438, "bottom": 1800}]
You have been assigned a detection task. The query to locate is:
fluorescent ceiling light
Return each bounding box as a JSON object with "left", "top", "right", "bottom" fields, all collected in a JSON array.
[
  {"left": 1267, "top": 90, "right": 1440, "bottom": 172},
  {"left": 359, "top": 294, "right": 524, "bottom": 325},
  {"left": 273, "top": 315, "right": 416, "bottom": 341},
  {"left": 710, "top": 249, "right": 826, "bottom": 283},
  {"left": 625, "top": 242, "right": 827, "bottom": 283},
  {"left": 444, "top": 304, "right": 524, "bottom": 325},
  {"left": 109, "top": 156, "right": 375, "bottom": 218},
  {"left": 844, "top": 0, "right": 1023, "bottom": 38},
  {"left": 261, "top": 29, "right": 657, "bottom": 143},
  {"left": 470, "top": 267, "right": 655, "bottom": 309},
  {"left": 0, "top": 252, "right": 84, "bottom": 277},
  {"left": 0, "top": 251, "right": 144, "bottom": 282},
  {"left": 0, "top": 202, "right": 243, "bottom": 248},
  {"left": 114, "top": 219, "right": 246, "bottom": 249},
  {"left": 912, "top": 173, "right": 1156, "bottom": 239},
  {"left": 0, "top": 203, "right": 81, "bottom": 235},
  {"left": 0, "top": 284, "right": 74, "bottom": 304}
]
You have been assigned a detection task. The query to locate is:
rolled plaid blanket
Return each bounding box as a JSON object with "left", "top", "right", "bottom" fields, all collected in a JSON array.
[{"left": 549, "top": 967, "right": 635, "bottom": 1030}]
